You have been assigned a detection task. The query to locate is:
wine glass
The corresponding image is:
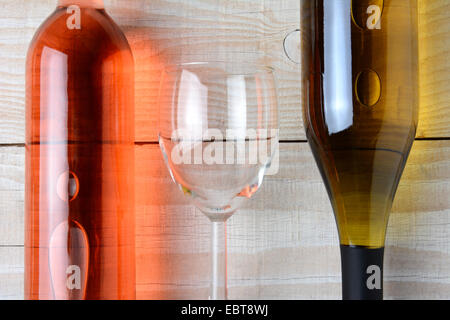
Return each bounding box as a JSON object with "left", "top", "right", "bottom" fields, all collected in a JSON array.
[
  {"left": 158, "top": 62, "right": 278, "bottom": 300},
  {"left": 300, "top": 1, "right": 419, "bottom": 299}
]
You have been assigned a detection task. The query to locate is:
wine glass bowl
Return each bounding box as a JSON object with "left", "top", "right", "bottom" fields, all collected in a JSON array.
[{"left": 158, "top": 62, "right": 278, "bottom": 222}]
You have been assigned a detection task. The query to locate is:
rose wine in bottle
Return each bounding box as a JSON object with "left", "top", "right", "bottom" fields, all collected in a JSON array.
[{"left": 25, "top": 0, "right": 135, "bottom": 300}]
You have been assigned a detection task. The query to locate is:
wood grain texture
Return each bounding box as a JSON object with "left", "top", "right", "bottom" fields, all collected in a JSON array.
[
  {"left": 0, "top": 247, "right": 23, "bottom": 300},
  {"left": 1, "top": 140, "right": 449, "bottom": 299},
  {"left": 417, "top": 0, "right": 450, "bottom": 138},
  {"left": 0, "top": 0, "right": 448, "bottom": 144},
  {"left": 0, "top": 147, "right": 23, "bottom": 246}
]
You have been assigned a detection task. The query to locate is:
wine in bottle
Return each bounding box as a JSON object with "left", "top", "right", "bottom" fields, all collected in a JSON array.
[
  {"left": 25, "top": 0, "right": 135, "bottom": 300},
  {"left": 300, "top": 0, "right": 418, "bottom": 299}
]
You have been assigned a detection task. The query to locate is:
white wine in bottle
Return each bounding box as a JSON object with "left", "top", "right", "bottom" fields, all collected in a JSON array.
[{"left": 301, "top": 0, "right": 418, "bottom": 300}]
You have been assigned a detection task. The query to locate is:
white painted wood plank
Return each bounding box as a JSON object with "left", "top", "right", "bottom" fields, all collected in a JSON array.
[{"left": 1, "top": 141, "right": 449, "bottom": 299}]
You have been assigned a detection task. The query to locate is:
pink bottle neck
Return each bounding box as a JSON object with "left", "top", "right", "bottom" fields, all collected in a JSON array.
[{"left": 58, "top": 0, "right": 104, "bottom": 8}]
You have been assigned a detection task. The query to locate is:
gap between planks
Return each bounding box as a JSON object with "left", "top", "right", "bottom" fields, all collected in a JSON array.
[{"left": 1, "top": 138, "right": 449, "bottom": 149}]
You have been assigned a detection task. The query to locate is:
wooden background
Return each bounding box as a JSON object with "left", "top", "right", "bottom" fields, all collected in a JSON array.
[{"left": 0, "top": 0, "right": 449, "bottom": 299}]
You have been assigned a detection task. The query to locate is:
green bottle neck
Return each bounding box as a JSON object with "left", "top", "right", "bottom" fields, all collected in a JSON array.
[{"left": 58, "top": 0, "right": 104, "bottom": 8}]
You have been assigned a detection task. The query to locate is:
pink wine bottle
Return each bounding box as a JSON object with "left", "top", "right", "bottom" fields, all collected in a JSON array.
[{"left": 25, "top": 0, "right": 135, "bottom": 300}]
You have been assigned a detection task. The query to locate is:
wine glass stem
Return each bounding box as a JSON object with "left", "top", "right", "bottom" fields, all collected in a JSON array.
[{"left": 211, "top": 220, "right": 227, "bottom": 300}]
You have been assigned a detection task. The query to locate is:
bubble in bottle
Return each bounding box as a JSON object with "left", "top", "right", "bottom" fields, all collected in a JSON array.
[{"left": 355, "top": 69, "right": 382, "bottom": 107}]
